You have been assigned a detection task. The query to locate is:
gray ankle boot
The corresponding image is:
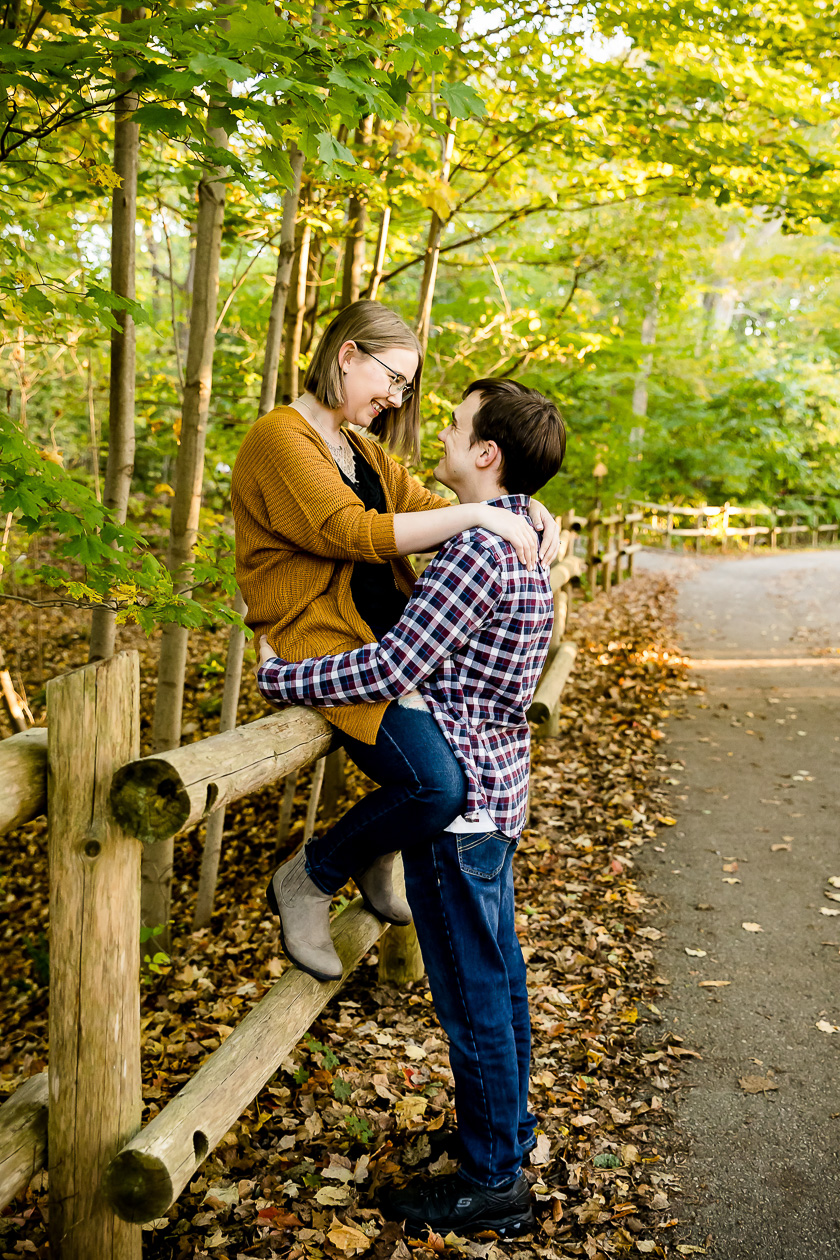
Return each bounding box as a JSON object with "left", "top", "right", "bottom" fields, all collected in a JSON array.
[
  {"left": 266, "top": 849, "right": 343, "bottom": 982},
  {"left": 355, "top": 853, "right": 412, "bottom": 926}
]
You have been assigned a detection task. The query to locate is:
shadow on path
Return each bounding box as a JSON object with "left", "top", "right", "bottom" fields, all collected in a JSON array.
[{"left": 634, "top": 549, "right": 840, "bottom": 1260}]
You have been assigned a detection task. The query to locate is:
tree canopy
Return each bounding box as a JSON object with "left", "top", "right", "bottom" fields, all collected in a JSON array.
[{"left": 2, "top": 0, "right": 839, "bottom": 625}]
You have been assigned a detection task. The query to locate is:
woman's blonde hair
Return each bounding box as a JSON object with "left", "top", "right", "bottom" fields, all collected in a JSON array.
[{"left": 304, "top": 300, "right": 423, "bottom": 461}]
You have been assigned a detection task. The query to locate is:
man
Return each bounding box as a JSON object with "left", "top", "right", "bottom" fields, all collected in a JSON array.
[{"left": 257, "top": 378, "right": 565, "bottom": 1237}]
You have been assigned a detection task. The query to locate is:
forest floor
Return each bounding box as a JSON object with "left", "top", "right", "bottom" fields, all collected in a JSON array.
[{"left": 2, "top": 570, "right": 722, "bottom": 1260}]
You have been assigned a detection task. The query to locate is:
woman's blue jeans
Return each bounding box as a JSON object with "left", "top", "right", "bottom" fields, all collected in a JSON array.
[
  {"left": 403, "top": 828, "right": 537, "bottom": 1187},
  {"left": 304, "top": 701, "right": 467, "bottom": 895}
]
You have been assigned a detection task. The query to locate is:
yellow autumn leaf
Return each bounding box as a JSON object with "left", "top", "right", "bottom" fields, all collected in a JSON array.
[{"left": 327, "top": 1217, "right": 370, "bottom": 1255}]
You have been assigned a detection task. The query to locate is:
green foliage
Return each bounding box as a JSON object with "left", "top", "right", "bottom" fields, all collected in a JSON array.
[
  {"left": 343, "top": 1113, "right": 374, "bottom": 1144},
  {"left": 0, "top": 417, "right": 243, "bottom": 632}
]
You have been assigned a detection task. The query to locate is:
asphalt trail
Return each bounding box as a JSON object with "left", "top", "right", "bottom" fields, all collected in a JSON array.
[{"left": 635, "top": 549, "right": 840, "bottom": 1260}]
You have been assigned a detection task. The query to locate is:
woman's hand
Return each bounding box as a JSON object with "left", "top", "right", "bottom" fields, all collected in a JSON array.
[
  {"left": 479, "top": 505, "right": 539, "bottom": 570},
  {"left": 528, "top": 499, "right": 561, "bottom": 564},
  {"left": 253, "top": 634, "right": 283, "bottom": 681}
]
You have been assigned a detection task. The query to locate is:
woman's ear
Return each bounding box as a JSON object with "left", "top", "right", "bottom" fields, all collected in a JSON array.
[{"left": 338, "top": 340, "right": 357, "bottom": 373}]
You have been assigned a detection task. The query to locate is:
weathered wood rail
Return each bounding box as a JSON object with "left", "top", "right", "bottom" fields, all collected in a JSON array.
[{"left": 0, "top": 537, "right": 587, "bottom": 1256}]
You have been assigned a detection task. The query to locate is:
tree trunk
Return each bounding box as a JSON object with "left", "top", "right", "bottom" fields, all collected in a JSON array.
[
  {"left": 301, "top": 234, "right": 325, "bottom": 355},
  {"left": 192, "top": 146, "right": 305, "bottom": 928},
  {"left": 192, "top": 591, "right": 246, "bottom": 929},
  {"left": 341, "top": 120, "right": 372, "bottom": 308},
  {"left": 89, "top": 6, "right": 143, "bottom": 663},
  {"left": 144, "top": 105, "right": 230, "bottom": 950},
  {"left": 281, "top": 219, "right": 312, "bottom": 403},
  {"left": 414, "top": 3, "right": 468, "bottom": 350},
  {"left": 259, "top": 146, "right": 305, "bottom": 415},
  {"left": 366, "top": 204, "right": 391, "bottom": 300},
  {"left": 631, "top": 261, "right": 662, "bottom": 421}
]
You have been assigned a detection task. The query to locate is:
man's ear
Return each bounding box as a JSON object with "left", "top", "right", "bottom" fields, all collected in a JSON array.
[{"left": 475, "top": 439, "right": 501, "bottom": 471}]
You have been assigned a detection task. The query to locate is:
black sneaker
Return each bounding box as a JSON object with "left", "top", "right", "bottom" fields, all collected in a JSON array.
[{"left": 387, "top": 1171, "right": 535, "bottom": 1237}]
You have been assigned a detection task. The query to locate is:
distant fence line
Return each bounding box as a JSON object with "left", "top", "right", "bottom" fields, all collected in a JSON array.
[{"left": 555, "top": 501, "right": 839, "bottom": 599}]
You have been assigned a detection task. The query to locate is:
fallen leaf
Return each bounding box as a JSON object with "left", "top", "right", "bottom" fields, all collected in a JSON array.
[
  {"left": 530, "top": 1133, "right": 552, "bottom": 1165},
  {"left": 742, "top": 922, "right": 763, "bottom": 932},
  {"left": 327, "top": 1217, "right": 371, "bottom": 1255},
  {"left": 698, "top": 980, "right": 731, "bottom": 988},
  {"left": 636, "top": 1244, "right": 657, "bottom": 1255},
  {"left": 738, "top": 1074, "right": 778, "bottom": 1094},
  {"left": 205, "top": 1227, "right": 229, "bottom": 1250},
  {"left": 825, "top": 892, "right": 840, "bottom": 903},
  {"left": 394, "top": 1095, "right": 428, "bottom": 1127},
  {"left": 656, "top": 815, "right": 677, "bottom": 826},
  {"left": 722, "top": 877, "right": 741, "bottom": 885},
  {"left": 816, "top": 1020, "right": 840, "bottom": 1034},
  {"left": 821, "top": 908, "right": 840, "bottom": 917},
  {"left": 676, "top": 1248, "right": 707, "bottom": 1256},
  {"left": 771, "top": 844, "right": 791, "bottom": 852},
  {"left": 315, "top": 1185, "right": 352, "bottom": 1206},
  {"left": 203, "top": 1184, "right": 239, "bottom": 1209},
  {"left": 722, "top": 862, "right": 738, "bottom": 873},
  {"left": 829, "top": 877, "right": 840, "bottom": 888},
  {"left": 684, "top": 947, "right": 707, "bottom": 958},
  {"left": 636, "top": 927, "right": 663, "bottom": 940}
]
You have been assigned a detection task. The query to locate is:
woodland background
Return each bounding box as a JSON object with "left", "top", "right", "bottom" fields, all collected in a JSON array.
[{"left": 0, "top": 0, "right": 838, "bottom": 935}]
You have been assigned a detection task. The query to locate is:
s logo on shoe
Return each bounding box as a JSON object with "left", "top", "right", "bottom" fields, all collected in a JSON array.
[{"left": 456, "top": 1198, "right": 472, "bottom": 1208}]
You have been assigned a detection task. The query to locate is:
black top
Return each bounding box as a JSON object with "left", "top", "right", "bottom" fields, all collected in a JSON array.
[{"left": 338, "top": 451, "right": 409, "bottom": 642}]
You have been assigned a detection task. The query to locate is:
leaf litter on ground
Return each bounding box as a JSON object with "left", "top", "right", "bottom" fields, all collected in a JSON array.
[{"left": 0, "top": 574, "right": 704, "bottom": 1259}]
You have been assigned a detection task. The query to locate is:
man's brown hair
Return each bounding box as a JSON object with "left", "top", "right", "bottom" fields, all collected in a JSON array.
[
  {"left": 464, "top": 378, "right": 566, "bottom": 496},
  {"left": 305, "top": 300, "right": 423, "bottom": 460}
]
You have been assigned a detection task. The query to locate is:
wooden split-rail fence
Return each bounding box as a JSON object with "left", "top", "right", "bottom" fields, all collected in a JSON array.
[
  {"left": 629, "top": 499, "right": 840, "bottom": 552},
  {"left": 0, "top": 533, "right": 587, "bottom": 1258}
]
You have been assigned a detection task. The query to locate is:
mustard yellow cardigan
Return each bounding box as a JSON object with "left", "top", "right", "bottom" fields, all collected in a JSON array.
[{"left": 231, "top": 406, "right": 448, "bottom": 744}]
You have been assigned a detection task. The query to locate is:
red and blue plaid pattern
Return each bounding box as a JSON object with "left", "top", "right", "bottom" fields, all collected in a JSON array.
[{"left": 257, "top": 495, "right": 554, "bottom": 837}]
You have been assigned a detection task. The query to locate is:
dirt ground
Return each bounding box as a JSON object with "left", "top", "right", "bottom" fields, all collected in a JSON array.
[{"left": 634, "top": 548, "right": 840, "bottom": 1260}]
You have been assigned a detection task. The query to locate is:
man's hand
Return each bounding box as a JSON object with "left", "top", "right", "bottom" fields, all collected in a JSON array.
[{"left": 528, "top": 500, "right": 560, "bottom": 565}]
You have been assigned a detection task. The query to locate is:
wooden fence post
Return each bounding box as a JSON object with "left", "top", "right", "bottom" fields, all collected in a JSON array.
[
  {"left": 586, "top": 513, "right": 600, "bottom": 597},
  {"left": 604, "top": 518, "right": 616, "bottom": 591},
  {"left": 47, "top": 652, "right": 142, "bottom": 1260},
  {"left": 628, "top": 515, "right": 638, "bottom": 576},
  {"left": 378, "top": 924, "right": 425, "bottom": 984},
  {"left": 695, "top": 506, "right": 705, "bottom": 554},
  {"left": 321, "top": 748, "right": 347, "bottom": 819},
  {"left": 277, "top": 770, "right": 299, "bottom": 852}
]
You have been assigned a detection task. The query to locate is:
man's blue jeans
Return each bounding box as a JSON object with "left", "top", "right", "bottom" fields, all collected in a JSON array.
[
  {"left": 304, "top": 701, "right": 467, "bottom": 894},
  {"left": 403, "top": 828, "right": 537, "bottom": 1188}
]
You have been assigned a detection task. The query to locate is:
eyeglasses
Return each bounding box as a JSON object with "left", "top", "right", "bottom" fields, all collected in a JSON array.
[{"left": 355, "top": 342, "right": 415, "bottom": 403}]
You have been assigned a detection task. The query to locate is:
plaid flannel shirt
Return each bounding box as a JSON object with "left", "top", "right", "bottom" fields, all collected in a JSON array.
[{"left": 257, "top": 494, "right": 554, "bottom": 836}]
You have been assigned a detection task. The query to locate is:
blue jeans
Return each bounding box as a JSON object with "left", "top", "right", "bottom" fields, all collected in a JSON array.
[
  {"left": 403, "top": 828, "right": 537, "bottom": 1188},
  {"left": 305, "top": 701, "right": 467, "bottom": 895}
]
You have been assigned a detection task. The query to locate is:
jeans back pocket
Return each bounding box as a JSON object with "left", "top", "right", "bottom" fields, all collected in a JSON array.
[{"left": 456, "top": 830, "right": 512, "bottom": 880}]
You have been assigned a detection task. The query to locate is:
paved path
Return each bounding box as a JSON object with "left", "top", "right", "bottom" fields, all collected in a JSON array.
[{"left": 634, "top": 549, "right": 840, "bottom": 1260}]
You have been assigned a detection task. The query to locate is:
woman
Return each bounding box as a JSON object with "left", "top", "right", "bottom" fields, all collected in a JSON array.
[{"left": 232, "top": 300, "right": 558, "bottom": 981}]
